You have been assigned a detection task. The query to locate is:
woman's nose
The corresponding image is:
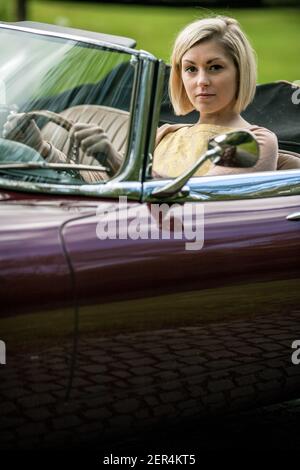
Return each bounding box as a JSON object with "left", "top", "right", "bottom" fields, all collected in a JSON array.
[{"left": 197, "top": 70, "right": 210, "bottom": 86}]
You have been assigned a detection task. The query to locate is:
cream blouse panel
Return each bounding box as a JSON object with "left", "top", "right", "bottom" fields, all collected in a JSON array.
[{"left": 153, "top": 123, "right": 278, "bottom": 178}]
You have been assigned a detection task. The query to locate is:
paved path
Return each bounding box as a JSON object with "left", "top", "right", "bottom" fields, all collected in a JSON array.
[{"left": 1, "top": 309, "right": 300, "bottom": 449}]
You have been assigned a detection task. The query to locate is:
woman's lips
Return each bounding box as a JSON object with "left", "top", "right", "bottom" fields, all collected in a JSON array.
[{"left": 196, "top": 93, "right": 215, "bottom": 100}]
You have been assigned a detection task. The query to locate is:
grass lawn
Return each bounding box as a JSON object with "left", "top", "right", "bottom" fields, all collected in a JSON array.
[{"left": 27, "top": 2, "right": 300, "bottom": 84}]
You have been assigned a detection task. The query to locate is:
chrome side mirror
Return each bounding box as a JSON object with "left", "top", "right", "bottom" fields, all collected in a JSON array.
[
  {"left": 152, "top": 130, "right": 259, "bottom": 198},
  {"left": 208, "top": 130, "right": 259, "bottom": 168}
]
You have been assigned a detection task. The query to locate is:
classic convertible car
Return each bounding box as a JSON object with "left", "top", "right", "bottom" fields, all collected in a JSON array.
[{"left": 0, "top": 21, "right": 300, "bottom": 450}]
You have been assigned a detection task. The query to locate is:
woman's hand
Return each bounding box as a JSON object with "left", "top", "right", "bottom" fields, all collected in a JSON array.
[
  {"left": 3, "top": 112, "right": 50, "bottom": 156},
  {"left": 70, "top": 122, "right": 122, "bottom": 173}
]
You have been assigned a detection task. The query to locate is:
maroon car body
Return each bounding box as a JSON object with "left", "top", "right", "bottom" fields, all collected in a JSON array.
[{"left": 0, "top": 21, "right": 300, "bottom": 450}]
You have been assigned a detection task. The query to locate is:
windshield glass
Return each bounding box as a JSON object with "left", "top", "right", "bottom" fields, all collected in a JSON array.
[{"left": 0, "top": 27, "right": 136, "bottom": 186}]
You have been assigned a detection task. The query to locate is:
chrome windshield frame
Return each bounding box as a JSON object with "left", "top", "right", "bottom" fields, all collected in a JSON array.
[{"left": 0, "top": 22, "right": 163, "bottom": 200}]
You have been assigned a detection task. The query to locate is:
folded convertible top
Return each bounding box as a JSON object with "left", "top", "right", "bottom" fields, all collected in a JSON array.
[{"left": 160, "top": 75, "right": 300, "bottom": 153}]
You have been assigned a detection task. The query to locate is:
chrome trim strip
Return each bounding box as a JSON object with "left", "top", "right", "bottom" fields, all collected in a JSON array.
[
  {"left": 287, "top": 212, "right": 300, "bottom": 221},
  {"left": 0, "top": 177, "right": 142, "bottom": 200},
  {"left": 143, "top": 170, "right": 300, "bottom": 203}
]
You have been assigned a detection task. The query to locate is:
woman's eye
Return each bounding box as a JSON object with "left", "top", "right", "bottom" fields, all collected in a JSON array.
[
  {"left": 185, "top": 66, "right": 197, "bottom": 73},
  {"left": 210, "top": 64, "right": 223, "bottom": 71}
]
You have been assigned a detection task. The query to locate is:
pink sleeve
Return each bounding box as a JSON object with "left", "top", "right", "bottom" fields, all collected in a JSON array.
[{"left": 206, "top": 126, "right": 278, "bottom": 176}]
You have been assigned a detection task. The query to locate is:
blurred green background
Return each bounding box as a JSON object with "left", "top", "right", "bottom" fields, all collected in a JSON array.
[{"left": 0, "top": 0, "right": 299, "bottom": 83}]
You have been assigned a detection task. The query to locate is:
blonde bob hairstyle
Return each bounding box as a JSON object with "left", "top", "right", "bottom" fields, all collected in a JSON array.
[{"left": 170, "top": 16, "right": 257, "bottom": 115}]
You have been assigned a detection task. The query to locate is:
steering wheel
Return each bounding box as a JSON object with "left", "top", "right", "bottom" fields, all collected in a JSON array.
[
  {"left": 8, "top": 110, "right": 112, "bottom": 180},
  {"left": 17, "top": 109, "right": 78, "bottom": 163}
]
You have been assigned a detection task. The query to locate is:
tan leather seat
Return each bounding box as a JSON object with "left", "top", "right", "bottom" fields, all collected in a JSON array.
[
  {"left": 41, "top": 105, "right": 129, "bottom": 175},
  {"left": 277, "top": 150, "right": 300, "bottom": 170},
  {"left": 41, "top": 106, "right": 300, "bottom": 179},
  {"left": 41, "top": 104, "right": 129, "bottom": 153}
]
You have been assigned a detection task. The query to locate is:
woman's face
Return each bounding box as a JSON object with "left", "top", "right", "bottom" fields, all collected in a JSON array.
[{"left": 181, "top": 39, "right": 238, "bottom": 119}]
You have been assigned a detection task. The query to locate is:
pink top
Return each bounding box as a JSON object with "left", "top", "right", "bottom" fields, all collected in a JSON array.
[{"left": 154, "top": 123, "right": 278, "bottom": 178}]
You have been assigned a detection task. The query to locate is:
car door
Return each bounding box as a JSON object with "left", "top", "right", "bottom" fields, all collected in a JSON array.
[
  {"left": 59, "top": 167, "right": 300, "bottom": 443},
  {"left": 143, "top": 170, "right": 300, "bottom": 407},
  {"left": 0, "top": 197, "right": 77, "bottom": 449}
]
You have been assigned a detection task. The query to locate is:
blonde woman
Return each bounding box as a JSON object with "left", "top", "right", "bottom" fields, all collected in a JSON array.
[{"left": 153, "top": 16, "right": 278, "bottom": 178}]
